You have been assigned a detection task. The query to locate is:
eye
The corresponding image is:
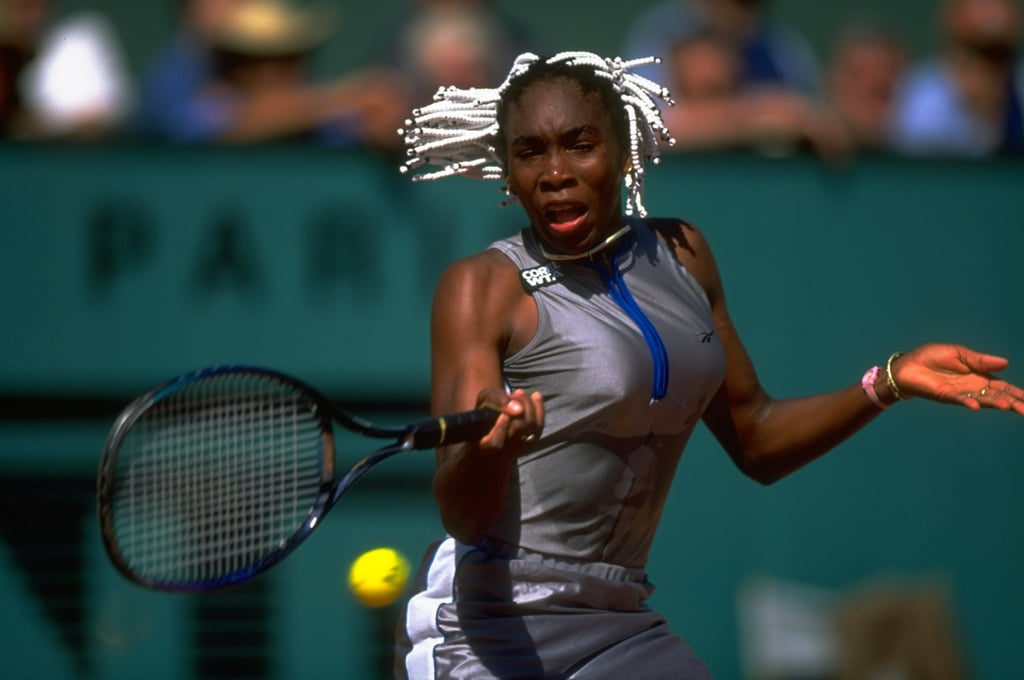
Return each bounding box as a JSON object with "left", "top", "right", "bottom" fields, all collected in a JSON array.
[
  {"left": 512, "top": 143, "right": 543, "bottom": 160},
  {"left": 571, "top": 141, "right": 596, "bottom": 153}
]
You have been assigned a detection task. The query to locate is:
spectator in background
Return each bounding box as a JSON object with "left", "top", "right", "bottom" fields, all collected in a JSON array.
[
  {"left": 0, "top": 0, "right": 132, "bottom": 139},
  {"left": 622, "top": 0, "right": 820, "bottom": 97},
  {"left": 662, "top": 30, "right": 852, "bottom": 162},
  {"left": 626, "top": 0, "right": 850, "bottom": 162},
  {"left": 890, "top": 0, "right": 1024, "bottom": 157},
  {"left": 136, "top": 0, "right": 240, "bottom": 141},
  {"left": 387, "top": 0, "right": 538, "bottom": 106},
  {"left": 0, "top": 0, "right": 47, "bottom": 135},
  {"left": 137, "top": 0, "right": 408, "bottom": 149},
  {"left": 826, "top": 22, "right": 907, "bottom": 153}
]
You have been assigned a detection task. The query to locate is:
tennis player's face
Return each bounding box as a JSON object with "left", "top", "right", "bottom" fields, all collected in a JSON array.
[{"left": 503, "top": 77, "right": 626, "bottom": 255}]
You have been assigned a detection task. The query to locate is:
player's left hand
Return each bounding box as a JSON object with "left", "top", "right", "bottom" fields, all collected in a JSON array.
[{"left": 892, "top": 343, "right": 1024, "bottom": 415}]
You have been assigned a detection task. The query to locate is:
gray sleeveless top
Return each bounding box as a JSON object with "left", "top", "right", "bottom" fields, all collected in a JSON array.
[{"left": 487, "top": 219, "right": 726, "bottom": 569}]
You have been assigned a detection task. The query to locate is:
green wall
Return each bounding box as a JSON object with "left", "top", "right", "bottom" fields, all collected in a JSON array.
[{"left": 0, "top": 143, "right": 1022, "bottom": 679}]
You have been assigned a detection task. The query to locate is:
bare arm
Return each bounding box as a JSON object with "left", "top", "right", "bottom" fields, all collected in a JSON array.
[
  {"left": 429, "top": 250, "right": 544, "bottom": 543},
  {"left": 658, "top": 221, "right": 1024, "bottom": 484},
  {"left": 664, "top": 90, "right": 853, "bottom": 164},
  {"left": 220, "top": 69, "right": 409, "bottom": 145}
]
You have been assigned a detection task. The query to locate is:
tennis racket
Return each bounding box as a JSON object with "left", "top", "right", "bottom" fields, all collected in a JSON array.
[{"left": 97, "top": 365, "right": 497, "bottom": 593}]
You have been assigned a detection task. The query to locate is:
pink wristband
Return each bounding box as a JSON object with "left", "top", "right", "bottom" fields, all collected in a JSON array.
[{"left": 861, "top": 366, "right": 889, "bottom": 410}]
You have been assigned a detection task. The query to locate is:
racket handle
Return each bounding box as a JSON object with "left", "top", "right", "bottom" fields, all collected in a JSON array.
[{"left": 407, "top": 408, "right": 499, "bottom": 448}]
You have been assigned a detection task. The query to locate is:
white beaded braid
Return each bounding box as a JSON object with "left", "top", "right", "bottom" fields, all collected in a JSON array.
[{"left": 399, "top": 51, "right": 676, "bottom": 217}]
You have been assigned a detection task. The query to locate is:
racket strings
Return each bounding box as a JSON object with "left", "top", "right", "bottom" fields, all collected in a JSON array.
[{"left": 110, "top": 373, "right": 328, "bottom": 585}]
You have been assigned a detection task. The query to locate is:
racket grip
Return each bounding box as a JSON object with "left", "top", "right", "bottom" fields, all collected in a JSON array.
[{"left": 408, "top": 408, "right": 499, "bottom": 448}]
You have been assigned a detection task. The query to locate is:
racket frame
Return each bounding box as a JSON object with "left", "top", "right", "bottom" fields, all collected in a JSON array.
[
  {"left": 97, "top": 365, "right": 494, "bottom": 592},
  {"left": 99, "top": 366, "right": 338, "bottom": 591}
]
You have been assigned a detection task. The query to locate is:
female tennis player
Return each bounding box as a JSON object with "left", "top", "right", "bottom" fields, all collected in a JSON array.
[{"left": 394, "top": 51, "right": 1024, "bottom": 679}]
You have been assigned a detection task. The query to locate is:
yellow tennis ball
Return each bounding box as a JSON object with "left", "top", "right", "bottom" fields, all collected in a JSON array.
[{"left": 348, "top": 547, "right": 410, "bottom": 608}]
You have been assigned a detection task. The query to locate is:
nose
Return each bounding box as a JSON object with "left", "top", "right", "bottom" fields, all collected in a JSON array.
[{"left": 539, "top": 151, "right": 576, "bottom": 191}]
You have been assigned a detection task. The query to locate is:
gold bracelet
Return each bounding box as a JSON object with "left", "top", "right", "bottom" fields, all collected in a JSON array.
[{"left": 885, "top": 352, "right": 909, "bottom": 401}]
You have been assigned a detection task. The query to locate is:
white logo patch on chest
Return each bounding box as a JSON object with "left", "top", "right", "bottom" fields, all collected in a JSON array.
[{"left": 520, "top": 263, "right": 563, "bottom": 292}]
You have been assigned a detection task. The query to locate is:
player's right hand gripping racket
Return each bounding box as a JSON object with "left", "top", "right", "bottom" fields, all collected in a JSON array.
[{"left": 97, "top": 365, "right": 497, "bottom": 593}]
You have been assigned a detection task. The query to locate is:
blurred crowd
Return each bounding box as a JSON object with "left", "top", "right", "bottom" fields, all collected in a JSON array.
[{"left": 1, "top": 0, "right": 1022, "bottom": 160}]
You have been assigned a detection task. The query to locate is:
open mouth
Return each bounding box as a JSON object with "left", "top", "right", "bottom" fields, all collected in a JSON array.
[{"left": 545, "top": 205, "right": 588, "bottom": 231}]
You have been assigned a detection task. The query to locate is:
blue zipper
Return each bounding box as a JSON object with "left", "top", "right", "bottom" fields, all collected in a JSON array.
[{"left": 589, "top": 243, "right": 669, "bottom": 401}]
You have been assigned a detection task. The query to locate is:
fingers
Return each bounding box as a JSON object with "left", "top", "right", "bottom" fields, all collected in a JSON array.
[
  {"left": 956, "top": 380, "right": 1024, "bottom": 415},
  {"left": 525, "top": 390, "right": 545, "bottom": 442},
  {"left": 953, "top": 345, "right": 1010, "bottom": 374},
  {"left": 507, "top": 389, "right": 544, "bottom": 446},
  {"left": 477, "top": 388, "right": 545, "bottom": 450},
  {"left": 905, "top": 345, "right": 1021, "bottom": 416}
]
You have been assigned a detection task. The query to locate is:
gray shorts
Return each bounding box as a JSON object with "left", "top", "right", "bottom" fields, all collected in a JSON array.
[{"left": 395, "top": 537, "right": 714, "bottom": 679}]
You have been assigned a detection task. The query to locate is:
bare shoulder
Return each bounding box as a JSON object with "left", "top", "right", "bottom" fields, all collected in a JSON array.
[
  {"left": 434, "top": 248, "right": 524, "bottom": 307},
  {"left": 432, "top": 246, "right": 537, "bottom": 361}
]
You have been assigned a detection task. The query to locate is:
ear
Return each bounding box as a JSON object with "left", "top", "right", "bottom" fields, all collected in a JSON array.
[{"left": 622, "top": 155, "right": 634, "bottom": 179}]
